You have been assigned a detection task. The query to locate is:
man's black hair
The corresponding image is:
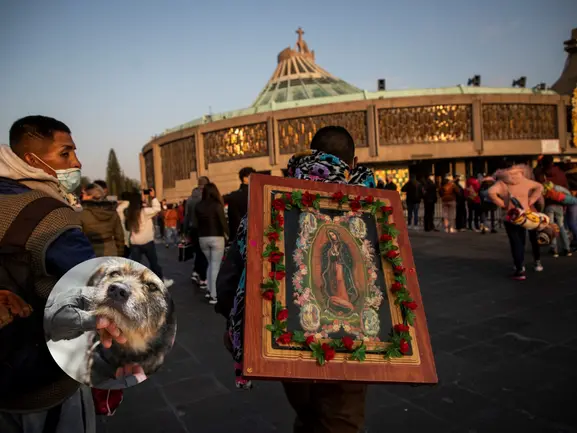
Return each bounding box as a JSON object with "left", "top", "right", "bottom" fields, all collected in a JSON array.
[
  {"left": 9, "top": 115, "right": 71, "bottom": 156},
  {"left": 541, "top": 155, "right": 554, "bottom": 168},
  {"left": 94, "top": 180, "right": 108, "bottom": 190},
  {"left": 310, "top": 126, "right": 355, "bottom": 166},
  {"left": 120, "top": 191, "right": 131, "bottom": 201},
  {"left": 239, "top": 167, "right": 256, "bottom": 181}
]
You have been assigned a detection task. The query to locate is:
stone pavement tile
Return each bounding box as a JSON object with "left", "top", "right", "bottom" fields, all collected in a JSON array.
[
  {"left": 364, "top": 401, "right": 450, "bottom": 432},
  {"left": 161, "top": 374, "right": 230, "bottom": 407},
  {"left": 528, "top": 345, "right": 577, "bottom": 375},
  {"left": 430, "top": 331, "right": 476, "bottom": 354},
  {"left": 454, "top": 358, "right": 549, "bottom": 410},
  {"left": 518, "top": 376, "right": 577, "bottom": 429},
  {"left": 451, "top": 343, "right": 509, "bottom": 368},
  {"left": 453, "top": 323, "right": 500, "bottom": 343},
  {"left": 430, "top": 351, "right": 474, "bottom": 386},
  {"left": 408, "top": 384, "right": 495, "bottom": 427},
  {"left": 486, "top": 333, "right": 549, "bottom": 356},
  {"left": 562, "top": 337, "right": 577, "bottom": 349},
  {"left": 152, "top": 357, "right": 201, "bottom": 386},
  {"left": 98, "top": 409, "right": 186, "bottom": 433},
  {"left": 447, "top": 407, "right": 573, "bottom": 433},
  {"left": 481, "top": 315, "right": 532, "bottom": 333}
]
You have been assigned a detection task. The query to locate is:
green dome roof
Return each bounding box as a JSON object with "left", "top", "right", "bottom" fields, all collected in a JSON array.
[{"left": 251, "top": 28, "right": 362, "bottom": 107}]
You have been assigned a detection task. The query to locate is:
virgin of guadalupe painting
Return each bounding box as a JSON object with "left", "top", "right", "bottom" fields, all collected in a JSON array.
[{"left": 320, "top": 229, "right": 359, "bottom": 315}]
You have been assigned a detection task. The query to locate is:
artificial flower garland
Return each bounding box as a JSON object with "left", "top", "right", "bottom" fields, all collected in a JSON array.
[{"left": 261, "top": 190, "right": 418, "bottom": 365}]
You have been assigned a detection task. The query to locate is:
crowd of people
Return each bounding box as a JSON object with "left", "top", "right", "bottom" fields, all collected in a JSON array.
[{"left": 1, "top": 114, "right": 576, "bottom": 432}]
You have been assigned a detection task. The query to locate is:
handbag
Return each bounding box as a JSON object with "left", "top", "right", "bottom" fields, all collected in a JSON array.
[{"left": 178, "top": 241, "right": 194, "bottom": 262}]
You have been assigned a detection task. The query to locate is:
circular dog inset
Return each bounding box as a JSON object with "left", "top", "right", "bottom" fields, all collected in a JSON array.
[{"left": 44, "top": 257, "right": 177, "bottom": 389}]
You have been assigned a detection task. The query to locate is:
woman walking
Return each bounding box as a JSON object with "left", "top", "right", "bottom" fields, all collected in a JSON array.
[
  {"left": 194, "top": 183, "right": 228, "bottom": 304},
  {"left": 125, "top": 188, "right": 173, "bottom": 287},
  {"left": 439, "top": 175, "right": 458, "bottom": 233}
]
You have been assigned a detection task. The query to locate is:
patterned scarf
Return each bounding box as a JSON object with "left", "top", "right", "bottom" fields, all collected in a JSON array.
[{"left": 228, "top": 149, "right": 376, "bottom": 389}]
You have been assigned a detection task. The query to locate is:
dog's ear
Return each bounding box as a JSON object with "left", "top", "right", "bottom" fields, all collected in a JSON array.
[{"left": 87, "top": 264, "right": 107, "bottom": 287}]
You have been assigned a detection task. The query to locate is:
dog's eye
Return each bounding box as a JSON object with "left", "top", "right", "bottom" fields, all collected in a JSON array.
[
  {"left": 146, "top": 283, "right": 160, "bottom": 292},
  {"left": 109, "top": 270, "right": 121, "bottom": 278}
]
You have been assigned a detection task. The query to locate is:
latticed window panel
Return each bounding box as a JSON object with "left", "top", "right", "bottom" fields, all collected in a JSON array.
[
  {"left": 378, "top": 105, "right": 473, "bottom": 145},
  {"left": 161, "top": 136, "right": 196, "bottom": 189},
  {"left": 278, "top": 111, "right": 368, "bottom": 155},
  {"left": 482, "top": 104, "right": 558, "bottom": 140},
  {"left": 203, "top": 123, "right": 269, "bottom": 165},
  {"left": 144, "top": 150, "right": 155, "bottom": 190}
]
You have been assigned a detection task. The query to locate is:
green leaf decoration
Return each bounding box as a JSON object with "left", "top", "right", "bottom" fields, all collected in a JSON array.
[
  {"left": 275, "top": 263, "right": 286, "bottom": 272},
  {"left": 310, "top": 342, "right": 325, "bottom": 365},
  {"left": 351, "top": 343, "right": 367, "bottom": 361},
  {"left": 265, "top": 324, "right": 277, "bottom": 333},
  {"left": 274, "top": 300, "right": 283, "bottom": 316},
  {"left": 330, "top": 339, "right": 343, "bottom": 349},
  {"left": 292, "top": 330, "right": 306, "bottom": 343},
  {"left": 273, "top": 329, "right": 283, "bottom": 339}
]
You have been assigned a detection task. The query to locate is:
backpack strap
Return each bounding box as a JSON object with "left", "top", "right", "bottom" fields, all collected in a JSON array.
[{"left": 0, "top": 197, "right": 69, "bottom": 249}]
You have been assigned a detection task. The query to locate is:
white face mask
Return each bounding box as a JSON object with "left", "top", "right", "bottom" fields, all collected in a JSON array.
[{"left": 31, "top": 154, "right": 82, "bottom": 193}]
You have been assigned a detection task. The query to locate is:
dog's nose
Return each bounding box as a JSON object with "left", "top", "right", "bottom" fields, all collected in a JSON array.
[{"left": 107, "top": 283, "right": 130, "bottom": 301}]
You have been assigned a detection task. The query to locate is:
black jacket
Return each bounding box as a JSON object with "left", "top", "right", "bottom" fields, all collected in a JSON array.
[
  {"left": 194, "top": 199, "right": 229, "bottom": 238},
  {"left": 401, "top": 180, "right": 423, "bottom": 204},
  {"left": 384, "top": 182, "right": 398, "bottom": 191},
  {"left": 423, "top": 179, "right": 437, "bottom": 203},
  {"left": 224, "top": 184, "right": 248, "bottom": 237}
]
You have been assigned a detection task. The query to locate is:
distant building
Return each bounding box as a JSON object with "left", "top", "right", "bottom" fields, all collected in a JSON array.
[{"left": 140, "top": 28, "right": 577, "bottom": 200}]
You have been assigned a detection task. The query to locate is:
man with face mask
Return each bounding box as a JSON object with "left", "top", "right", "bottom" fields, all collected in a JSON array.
[{"left": 0, "top": 116, "right": 125, "bottom": 432}]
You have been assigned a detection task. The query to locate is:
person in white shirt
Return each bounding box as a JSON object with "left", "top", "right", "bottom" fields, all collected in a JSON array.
[
  {"left": 116, "top": 191, "right": 131, "bottom": 257},
  {"left": 125, "top": 188, "right": 173, "bottom": 287}
]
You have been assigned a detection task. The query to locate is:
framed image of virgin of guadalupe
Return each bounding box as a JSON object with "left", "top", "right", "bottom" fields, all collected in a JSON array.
[{"left": 243, "top": 174, "right": 437, "bottom": 384}]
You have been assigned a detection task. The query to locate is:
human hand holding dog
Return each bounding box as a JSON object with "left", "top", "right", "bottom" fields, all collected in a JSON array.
[
  {"left": 45, "top": 287, "right": 127, "bottom": 344},
  {"left": 96, "top": 316, "right": 127, "bottom": 348}
]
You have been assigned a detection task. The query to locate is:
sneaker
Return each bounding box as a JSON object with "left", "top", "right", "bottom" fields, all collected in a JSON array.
[
  {"left": 450, "top": 228, "right": 457, "bottom": 233},
  {"left": 205, "top": 292, "right": 211, "bottom": 299},
  {"left": 512, "top": 270, "right": 526, "bottom": 280},
  {"left": 553, "top": 252, "right": 559, "bottom": 258},
  {"left": 191, "top": 272, "right": 200, "bottom": 283},
  {"left": 163, "top": 278, "right": 174, "bottom": 288},
  {"left": 209, "top": 297, "right": 218, "bottom": 305},
  {"left": 491, "top": 229, "right": 498, "bottom": 234},
  {"left": 534, "top": 261, "right": 544, "bottom": 272},
  {"left": 200, "top": 280, "right": 208, "bottom": 289},
  {"left": 563, "top": 250, "right": 573, "bottom": 257}
]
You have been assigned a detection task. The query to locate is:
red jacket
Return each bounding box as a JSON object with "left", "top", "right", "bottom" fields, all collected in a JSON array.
[{"left": 465, "top": 178, "right": 481, "bottom": 204}]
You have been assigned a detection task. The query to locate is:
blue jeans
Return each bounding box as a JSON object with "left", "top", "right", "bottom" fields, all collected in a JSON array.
[
  {"left": 130, "top": 241, "right": 164, "bottom": 280},
  {"left": 545, "top": 205, "right": 570, "bottom": 253},
  {"left": 165, "top": 227, "right": 178, "bottom": 246},
  {"left": 407, "top": 202, "right": 420, "bottom": 227},
  {"left": 199, "top": 236, "right": 225, "bottom": 299},
  {"left": 566, "top": 204, "right": 577, "bottom": 246}
]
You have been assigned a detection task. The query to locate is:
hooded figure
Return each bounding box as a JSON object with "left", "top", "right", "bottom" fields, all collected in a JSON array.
[
  {"left": 216, "top": 126, "right": 375, "bottom": 433},
  {"left": 80, "top": 183, "right": 125, "bottom": 257}
]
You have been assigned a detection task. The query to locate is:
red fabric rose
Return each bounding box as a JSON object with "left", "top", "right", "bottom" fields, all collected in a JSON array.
[
  {"left": 267, "top": 231, "right": 280, "bottom": 242},
  {"left": 394, "top": 324, "right": 410, "bottom": 333},
  {"left": 272, "top": 199, "right": 286, "bottom": 211},
  {"left": 275, "top": 213, "right": 284, "bottom": 226},
  {"left": 379, "top": 234, "right": 392, "bottom": 242},
  {"left": 350, "top": 200, "right": 362, "bottom": 212},
  {"left": 262, "top": 290, "right": 274, "bottom": 301},
  {"left": 321, "top": 343, "right": 336, "bottom": 361},
  {"left": 284, "top": 192, "right": 293, "bottom": 204},
  {"left": 399, "top": 339, "right": 410, "bottom": 355},
  {"left": 332, "top": 191, "right": 345, "bottom": 202},
  {"left": 268, "top": 251, "right": 284, "bottom": 264},
  {"left": 381, "top": 206, "right": 393, "bottom": 213},
  {"left": 403, "top": 301, "right": 418, "bottom": 310},
  {"left": 302, "top": 191, "right": 315, "bottom": 207},
  {"left": 364, "top": 196, "right": 374, "bottom": 204},
  {"left": 386, "top": 250, "right": 399, "bottom": 259},
  {"left": 277, "top": 332, "right": 293, "bottom": 345},
  {"left": 393, "top": 265, "right": 405, "bottom": 274},
  {"left": 342, "top": 336, "right": 355, "bottom": 351},
  {"left": 390, "top": 282, "right": 403, "bottom": 292},
  {"left": 269, "top": 270, "right": 286, "bottom": 280},
  {"left": 305, "top": 335, "right": 315, "bottom": 346},
  {"left": 277, "top": 308, "right": 289, "bottom": 321}
]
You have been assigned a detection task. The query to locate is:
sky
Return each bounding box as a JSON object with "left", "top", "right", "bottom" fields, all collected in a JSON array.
[{"left": 0, "top": 0, "right": 574, "bottom": 180}]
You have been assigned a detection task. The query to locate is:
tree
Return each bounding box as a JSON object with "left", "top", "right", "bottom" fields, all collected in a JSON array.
[
  {"left": 104, "top": 148, "right": 141, "bottom": 197},
  {"left": 106, "top": 149, "right": 124, "bottom": 197}
]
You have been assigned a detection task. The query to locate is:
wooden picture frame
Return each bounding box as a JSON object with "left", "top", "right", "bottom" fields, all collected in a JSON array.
[{"left": 244, "top": 174, "right": 437, "bottom": 384}]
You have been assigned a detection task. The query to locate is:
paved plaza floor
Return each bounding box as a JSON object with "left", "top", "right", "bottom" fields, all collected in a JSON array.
[{"left": 97, "top": 230, "right": 576, "bottom": 433}]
